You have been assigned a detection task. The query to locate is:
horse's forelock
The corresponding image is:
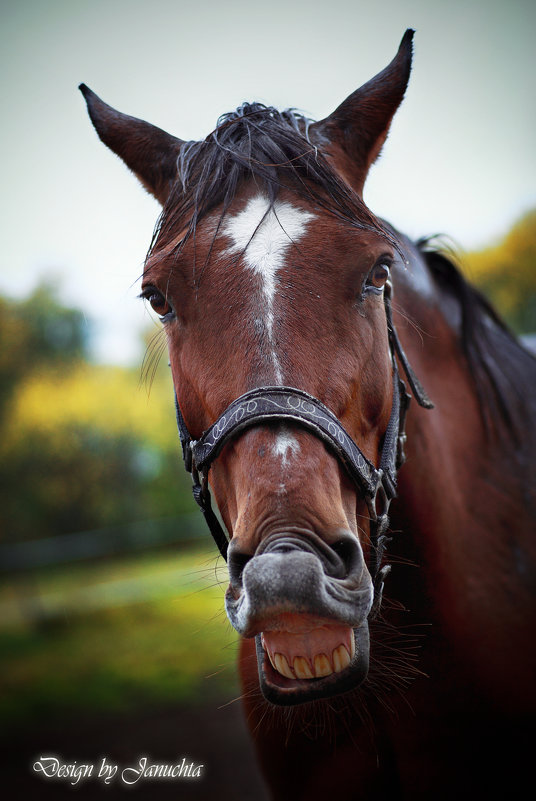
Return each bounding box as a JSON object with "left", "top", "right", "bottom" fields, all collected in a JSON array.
[{"left": 145, "top": 102, "right": 396, "bottom": 271}]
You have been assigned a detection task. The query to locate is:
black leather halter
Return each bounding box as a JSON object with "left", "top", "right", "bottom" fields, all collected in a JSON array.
[{"left": 173, "top": 282, "right": 433, "bottom": 613}]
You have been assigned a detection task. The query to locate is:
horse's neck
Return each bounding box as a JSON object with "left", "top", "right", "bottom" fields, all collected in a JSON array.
[
  {"left": 392, "top": 251, "right": 535, "bottom": 536},
  {"left": 387, "top": 254, "right": 536, "bottom": 710}
]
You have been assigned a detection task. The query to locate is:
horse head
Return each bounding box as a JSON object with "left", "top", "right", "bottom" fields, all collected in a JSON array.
[{"left": 81, "top": 30, "right": 428, "bottom": 705}]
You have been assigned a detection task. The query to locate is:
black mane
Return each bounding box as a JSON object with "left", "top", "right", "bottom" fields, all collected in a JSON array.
[
  {"left": 417, "top": 237, "right": 535, "bottom": 439},
  {"left": 147, "top": 102, "right": 395, "bottom": 270}
]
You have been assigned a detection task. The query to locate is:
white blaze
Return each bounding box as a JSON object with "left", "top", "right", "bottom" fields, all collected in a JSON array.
[
  {"left": 223, "top": 194, "right": 314, "bottom": 383},
  {"left": 272, "top": 427, "right": 300, "bottom": 467}
]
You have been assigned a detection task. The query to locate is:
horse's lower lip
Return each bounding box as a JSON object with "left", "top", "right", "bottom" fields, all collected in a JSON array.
[{"left": 255, "top": 624, "right": 370, "bottom": 706}]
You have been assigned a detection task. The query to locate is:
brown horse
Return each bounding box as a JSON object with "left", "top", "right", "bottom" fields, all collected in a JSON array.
[{"left": 81, "top": 30, "right": 536, "bottom": 800}]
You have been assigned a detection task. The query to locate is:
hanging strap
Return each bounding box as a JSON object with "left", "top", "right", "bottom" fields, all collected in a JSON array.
[{"left": 384, "top": 282, "right": 434, "bottom": 410}]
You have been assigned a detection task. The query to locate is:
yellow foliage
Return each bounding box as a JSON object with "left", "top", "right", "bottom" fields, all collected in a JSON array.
[
  {"left": 4, "top": 363, "right": 177, "bottom": 452},
  {"left": 462, "top": 209, "right": 536, "bottom": 329}
]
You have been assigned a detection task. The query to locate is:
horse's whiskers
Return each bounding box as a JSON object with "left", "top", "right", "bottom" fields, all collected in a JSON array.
[{"left": 140, "top": 328, "right": 167, "bottom": 392}]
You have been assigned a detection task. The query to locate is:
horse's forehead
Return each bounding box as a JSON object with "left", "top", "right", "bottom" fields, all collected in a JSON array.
[
  {"left": 219, "top": 194, "right": 315, "bottom": 274},
  {"left": 223, "top": 193, "right": 314, "bottom": 245}
]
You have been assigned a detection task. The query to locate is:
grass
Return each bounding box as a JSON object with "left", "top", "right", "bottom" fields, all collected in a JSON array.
[{"left": 0, "top": 548, "right": 241, "bottom": 732}]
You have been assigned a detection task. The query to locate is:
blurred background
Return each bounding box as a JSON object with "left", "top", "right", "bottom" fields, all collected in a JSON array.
[{"left": 1, "top": 0, "right": 534, "bottom": 798}]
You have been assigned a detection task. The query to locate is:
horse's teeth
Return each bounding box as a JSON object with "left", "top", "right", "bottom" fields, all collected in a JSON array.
[
  {"left": 332, "top": 644, "right": 351, "bottom": 673},
  {"left": 274, "top": 653, "right": 295, "bottom": 679},
  {"left": 264, "top": 634, "right": 356, "bottom": 680},
  {"left": 313, "top": 653, "right": 332, "bottom": 677},
  {"left": 293, "top": 656, "right": 314, "bottom": 679}
]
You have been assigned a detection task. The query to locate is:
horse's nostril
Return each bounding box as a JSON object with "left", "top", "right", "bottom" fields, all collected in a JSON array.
[
  {"left": 331, "top": 538, "right": 356, "bottom": 567},
  {"left": 331, "top": 538, "right": 353, "bottom": 560},
  {"left": 227, "top": 545, "right": 253, "bottom": 588},
  {"left": 330, "top": 535, "right": 366, "bottom": 579}
]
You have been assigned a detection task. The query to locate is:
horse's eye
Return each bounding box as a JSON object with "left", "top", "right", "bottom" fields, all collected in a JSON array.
[
  {"left": 140, "top": 286, "right": 174, "bottom": 320},
  {"left": 365, "top": 261, "right": 391, "bottom": 293}
]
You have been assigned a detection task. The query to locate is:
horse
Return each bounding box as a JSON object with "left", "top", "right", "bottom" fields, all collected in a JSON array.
[{"left": 81, "top": 30, "right": 536, "bottom": 800}]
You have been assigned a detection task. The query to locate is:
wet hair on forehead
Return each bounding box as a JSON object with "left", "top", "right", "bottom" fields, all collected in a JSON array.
[{"left": 146, "top": 102, "right": 400, "bottom": 275}]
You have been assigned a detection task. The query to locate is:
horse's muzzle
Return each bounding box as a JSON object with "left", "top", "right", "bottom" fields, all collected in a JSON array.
[{"left": 225, "top": 531, "right": 374, "bottom": 704}]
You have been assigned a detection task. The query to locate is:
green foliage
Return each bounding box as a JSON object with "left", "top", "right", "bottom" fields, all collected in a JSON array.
[
  {"left": 0, "top": 286, "right": 193, "bottom": 543},
  {"left": 0, "top": 361, "right": 195, "bottom": 542},
  {"left": 463, "top": 209, "right": 536, "bottom": 333},
  {"left": 0, "top": 550, "right": 237, "bottom": 729},
  {"left": 0, "top": 280, "right": 88, "bottom": 417}
]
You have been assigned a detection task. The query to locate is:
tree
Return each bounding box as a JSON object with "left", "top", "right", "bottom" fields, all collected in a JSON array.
[
  {"left": 0, "top": 285, "right": 193, "bottom": 543},
  {"left": 0, "top": 280, "right": 89, "bottom": 418},
  {"left": 463, "top": 209, "right": 536, "bottom": 334}
]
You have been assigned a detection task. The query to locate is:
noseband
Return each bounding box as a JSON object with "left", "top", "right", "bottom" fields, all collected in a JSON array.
[{"left": 173, "top": 282, "right": 433, "bottom": 614}]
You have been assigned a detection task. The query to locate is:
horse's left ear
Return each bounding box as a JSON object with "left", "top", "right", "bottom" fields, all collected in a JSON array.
[
  {"left": 79, "top": 84, "right": 183, "bottom": 205},
  {"left": 311, "top": 29, "right": 414, "bottom": 196}
]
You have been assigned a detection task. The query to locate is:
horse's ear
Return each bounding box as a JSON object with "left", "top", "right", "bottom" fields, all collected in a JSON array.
[
  {"left": 79, "top": 84, "right": 183, "bottom": 205},
  {"left": 310, "top": 29, "right": 414, "bottom": 196}
]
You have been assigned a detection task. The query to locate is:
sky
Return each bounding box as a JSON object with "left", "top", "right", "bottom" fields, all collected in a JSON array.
[{"left": 1, "top": 0, "right": 535, "bottom": 364}]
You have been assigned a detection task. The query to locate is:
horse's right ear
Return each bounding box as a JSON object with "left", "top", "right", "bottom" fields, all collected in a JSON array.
[{"left": 79, "top": 84, "right": 183, "bottom": 205}]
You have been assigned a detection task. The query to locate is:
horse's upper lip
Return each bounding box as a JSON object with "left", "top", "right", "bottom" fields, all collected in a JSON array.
[{"left": 225, "top": 548, "right": 373, "bottom": 638}]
